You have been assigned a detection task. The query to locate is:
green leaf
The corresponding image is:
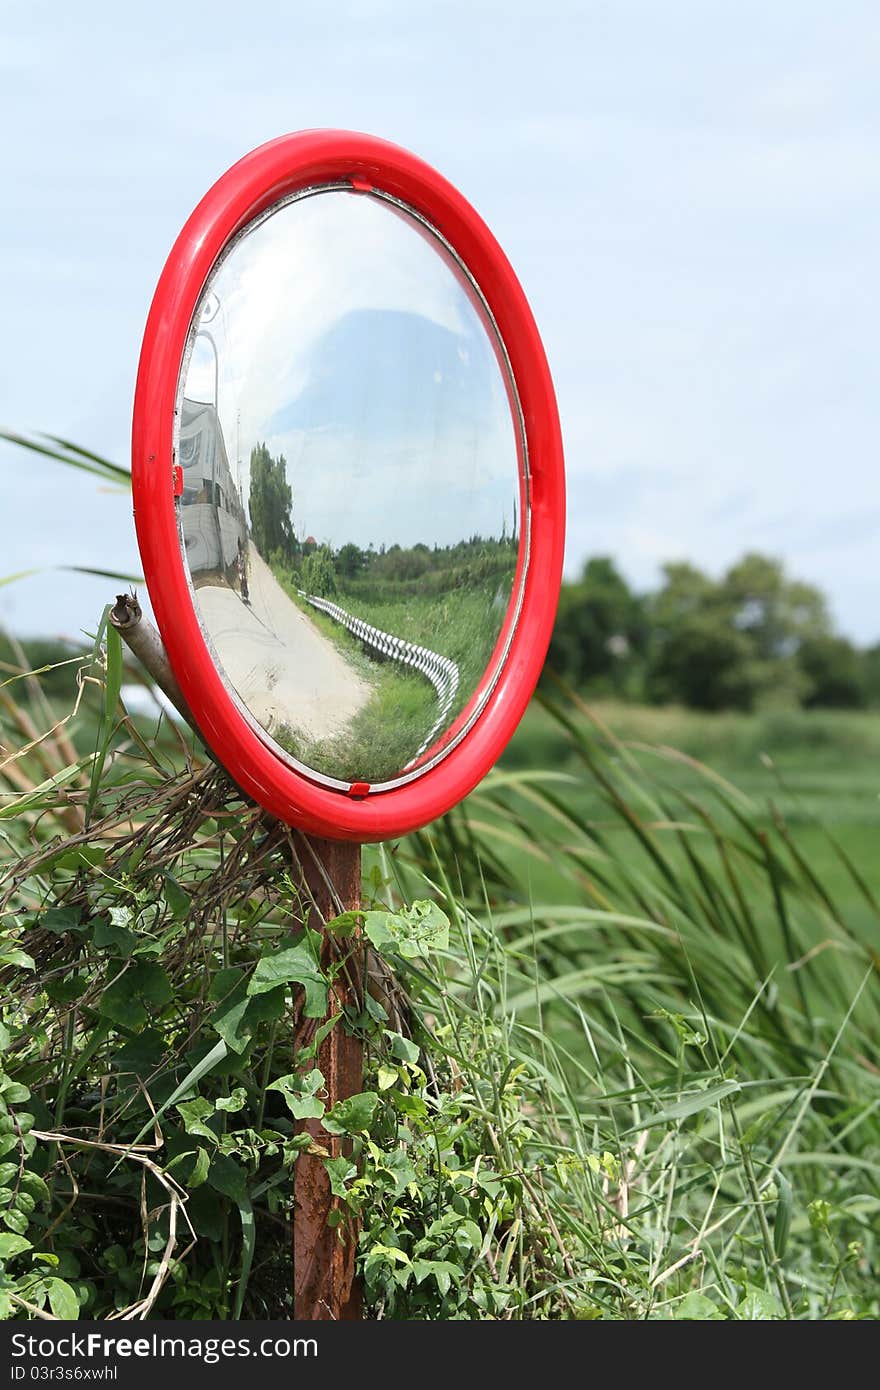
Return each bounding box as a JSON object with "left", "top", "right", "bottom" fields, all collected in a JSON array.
[
  {"left": 126, "top": 1039, "right": 228, "bottom": 1150},
  {"left": 210, "top": 969, "right": 286, "bottom": 1054},
  {"left": 323, "top": 1091, "right": 379, "bottom": 1136},
  {"left": 0, "top": 761, "right": 87, "bottom": 822},
  {"left": 45, "top": 973, "right": 89, "bottom": 1006},
  {"left": 364, "top": 993, "right": 388, "bottom": 1024},
  {"left": 453, "top": 1220, "right": 483, "bottom": 1255},
  {"left": 232, "top": 1192, "right": 255, "bottom": 1321},
  {"left": 176, "top": 1097, "right": 219, "bottom": 1145},
  {"left": 411, "top": 1259, "right": 461, "bottom": 1296},
  {"left": 377, "top": 1065, "right": 398, "bottom": 1092},
  {"left": 294, "top": 1013, "right": 340, "bottom": 1066},
  {"left": 625, "top": 1080, "right": 741, "bottom": 1133},
  {"left": 737, "top": 1286, "right": 783, "bottom": 1320},
  {"left": 774, "top": 1170, "right": 793, "bottom": 1260},
  {"left": 208, "top": 1153, "right": 247, "bottom": 1204},
  {"left": 0, "top": 949, "right": 35, "bottom": 971},
  {"left": 0, "top": 429, "right": 131, "bottom": 486},
  {"left": 189, "top": 1147, "right": 210, "bottom": 1189},
  {"left": 2, "top": 1208, "right": 29, "bottom": 1235},
  {"left": 0, "top": 1232, "right": 31, "bottom": 1260},
  {"left": 98, "top": 961, "right": 172, "bottom": 1030},
  {"left": 0, "top": 1021, "right": 9, "bottom": 1052},
  {"left": 269, "top": 1069, "right": 325, "bottom": 1120},
  {"left": 46, "top": 1278, "right": 79, "bottom": 1320},
  {"left": 386, "top": 1031, "right": 420, "bottom": 1065},
  {"left": 324, "top": 1156, "right": 357, "bottom": 1198},
  {"left": 394, "top": 1092, "right": 428, "bottom": 1121},
  {"left": 93, "top": 914, "right": 138, "bottom": 957},
  {"left": 363, "top": 900, "right": 450, "bottom": 959},
  {"left": 215, "top": 1088, "right": 247, "bottom": 1114},
  {"left": 53, "top": 847, "right": 106, "bottom": 873},
  {"left": 378, "top": 1148, "right": 417, "bottom": 1197},
  {"left": 675, "top": 1291, "right": 725, "bottom": 1320},
  {"left": 1, "top": 1082, "right": 30, "bottom": 1105},
  {"left": 163, "top": 874, "right": 191, "bottom": 921},
  {"left": 40, "top": 906, "right": 83, "bottom": 935},
  {"left": 247, "top": 930, "right": 327, "bottom": 1018},
  {"left": 19, "top": 1172, "right": 50, "bottom": 1205},
  {"left": 112, "top": 1029, "right": 165, "bottom": 1078},
  {"left": 104, "top": 624, "right": 123, "bottom": 718},
  {"left": 324, "top": 911, "right": 362, "bottom": 937}
]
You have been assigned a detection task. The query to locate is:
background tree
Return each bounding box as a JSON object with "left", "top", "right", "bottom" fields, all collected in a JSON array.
[
  {"left": 646, "top": 613, "right": 757, "bottom": 710},
  {"left": 248, "top": 442, "right": 295, "bottom": 563},
  {"left": 335, "top": 542, "right": 366, "bottom": 581},
  {"left": 299, "top": 544, "right": 337, "bottom": 598},
  {"left": 545, "top": 557, "right": 646, "bottom": 694},
  {"left": 798, "top": 635, "right": 867, "bottom": 709},
  {"left": 548, "top": 551, "right": 866, "bottom": 712},
  {"left": 861, "top": 643, "right": 880, "bottom": 706},
  {"left": 721, "top": 553, "right": 830, "bottom": 660},
  {"left": 643, "top": 554, "right": 833, "bottom": 710}
]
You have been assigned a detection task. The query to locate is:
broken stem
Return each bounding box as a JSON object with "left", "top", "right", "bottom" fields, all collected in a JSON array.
[{"left": 109, "top": 592, "right": 197, "bottom": 733}]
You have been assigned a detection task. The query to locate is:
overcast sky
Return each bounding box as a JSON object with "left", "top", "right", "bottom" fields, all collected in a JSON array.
[{"left": 2, "top": 2, "right": 879, "bottom": 642}]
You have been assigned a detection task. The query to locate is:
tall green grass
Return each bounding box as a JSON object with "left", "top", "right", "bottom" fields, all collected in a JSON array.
[
  {"left": 0, "top": 632, "right": 877, "bottom": 1317},
  {"left": 1, "top": 411, "right": 877, "bottom": 1315}
]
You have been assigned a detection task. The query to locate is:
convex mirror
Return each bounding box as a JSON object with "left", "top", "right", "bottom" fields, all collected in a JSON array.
[{"left": 133, "top": 132, "right": 564, "bottom": 839}]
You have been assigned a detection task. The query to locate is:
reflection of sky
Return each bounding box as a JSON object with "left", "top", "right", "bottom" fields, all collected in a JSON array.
[{"left": 182, "top": 191, "right": 519, "bottom": 551}]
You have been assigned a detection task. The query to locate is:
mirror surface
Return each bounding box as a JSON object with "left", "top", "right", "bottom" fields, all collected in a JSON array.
[{"left": 176, "top": 186, "right": 527, "bottom": 788}]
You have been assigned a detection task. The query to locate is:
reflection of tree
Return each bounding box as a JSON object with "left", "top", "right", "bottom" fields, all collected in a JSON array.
[
  {"left": 333, "top": 534, "right": 517, "bottom": 602},
  {"left": 271, "top": 534, "right": 518, "bottom": 607},
  {"left": 336, "top": 542, "right": 366, "bottom": 581},
  {"left": 299, "top": 544, "right": 337, "bottom": 598},
  {"left": 248, "top": 443, "right": 295, "bottom": 563}
]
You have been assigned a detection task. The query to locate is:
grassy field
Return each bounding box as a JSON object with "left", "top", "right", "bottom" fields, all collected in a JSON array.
[
  {"left": 495, "top": 698, "right": 880, "bottom": 934},
  {"left": 274, "top": 575, "right": 509, "bottom": 783},
  {"left": 1, "top": 435, "right": 876, "bottom": 1317},
  {"left": 1, "top": 639, "right": 878, "bottom": 1318}
]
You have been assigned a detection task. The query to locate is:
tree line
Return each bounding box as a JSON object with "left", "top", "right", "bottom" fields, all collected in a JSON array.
[
  {"left": 246, "top": 441, "right": 516, "bottom": 601},
  {"left": 547, "top": 552, "right": 880, "bottom": 710},
  {"left": 242, "top": 444, "right": 878, "bottom": 712}
]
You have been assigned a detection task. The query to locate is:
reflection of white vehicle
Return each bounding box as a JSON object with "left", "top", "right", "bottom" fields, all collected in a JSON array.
[{"left": 178, "top": 398, "right": 247, "bottom": 580}]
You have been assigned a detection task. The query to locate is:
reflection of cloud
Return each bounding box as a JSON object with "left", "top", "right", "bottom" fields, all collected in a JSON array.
[
  {"left": 271, "top": 421, "right": 515, "bottom": 550},
  {"left": 181, "top": 189, "right": 518, "bottom": 550}
]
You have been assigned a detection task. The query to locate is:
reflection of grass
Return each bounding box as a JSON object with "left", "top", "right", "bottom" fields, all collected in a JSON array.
[
  {"left": 271, "top": 573, "right": 514, "bottom": 784},
  {"left": 274, "top": 664, "right": 436, "bottom": 785}
]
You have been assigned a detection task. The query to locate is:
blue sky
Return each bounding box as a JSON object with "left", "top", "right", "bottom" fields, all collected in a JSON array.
[{"left": 2, "top": 2, "right": 879, "bottom": 641}]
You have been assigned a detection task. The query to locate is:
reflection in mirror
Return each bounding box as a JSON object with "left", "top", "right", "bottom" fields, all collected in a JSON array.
[{"left": 176, "top": 186, "right": 527, "bottom": 789}]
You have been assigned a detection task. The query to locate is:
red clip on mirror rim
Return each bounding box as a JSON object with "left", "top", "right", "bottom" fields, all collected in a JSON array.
[{"left": 132, "top": 130, "right": 565, "bottom": 840}]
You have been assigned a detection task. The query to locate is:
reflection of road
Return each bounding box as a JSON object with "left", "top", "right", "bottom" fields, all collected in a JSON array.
[
  {"left": 303, "top": 593, "right": 460, "bottom": 764},
  {"left": 197, "top": 547, "right": 371, "bottom": 742}
]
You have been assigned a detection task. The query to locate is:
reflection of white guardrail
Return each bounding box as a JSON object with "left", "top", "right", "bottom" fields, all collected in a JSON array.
[{"left": 302, "top": 593, "right": 460, "bottom": 763}]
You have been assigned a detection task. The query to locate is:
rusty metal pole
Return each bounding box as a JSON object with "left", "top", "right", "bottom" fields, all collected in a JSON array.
[
  {"left": 293, "top": 837, "right": 363, "bottom": 1320},
  {"left": 108, "top": 600, "right": 365, "bottom": 1318}
]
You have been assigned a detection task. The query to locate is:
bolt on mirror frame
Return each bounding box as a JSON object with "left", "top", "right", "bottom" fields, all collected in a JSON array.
[{"left": 132, "top": 130, "right": 565, "bottom": 842}]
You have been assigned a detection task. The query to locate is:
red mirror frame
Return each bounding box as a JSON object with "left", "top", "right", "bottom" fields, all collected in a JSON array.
[{"left": 131, "top": 130, "right": 565, "bottom": 841}]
